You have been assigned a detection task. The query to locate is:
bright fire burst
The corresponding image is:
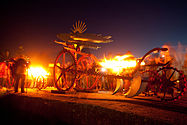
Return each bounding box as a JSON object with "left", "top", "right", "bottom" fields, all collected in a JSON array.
[
  {"left": 27, "top": 66, "right": 49, "bottom": 78},
  {"left": 99, "top": 53, "right": 143, "bottom": 74}
]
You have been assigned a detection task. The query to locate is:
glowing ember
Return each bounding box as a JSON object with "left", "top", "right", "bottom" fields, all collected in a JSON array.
[
  {"left": 28, "top": 66, "right": 49, "bottom": 78},
  {"left": 99, "top": 53, "right": 137, "bottom": 74}
]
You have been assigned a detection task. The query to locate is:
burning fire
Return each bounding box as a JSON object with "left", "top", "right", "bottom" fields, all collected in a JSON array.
[
  {"left": 99, "top": 53, "right": 138, "bottom": 74},
  {"left": 27, "top": 66, "right": 49, "bottom": 78}
]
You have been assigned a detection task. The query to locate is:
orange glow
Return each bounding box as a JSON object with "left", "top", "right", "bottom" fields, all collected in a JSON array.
[
  {"left": 48, "top": 63, "right": 60, "bottom": 68},
  {"left": 160, "top": 45, "right": 171, "bottom": 63},
  {"left": 71, "top": 37, "right": 103, "bottom": 43},
  {"left": 99, "top": 53, "right": 144, "bottom": 74},
  {"left": 99, "top": 54, "right": 136, "bottom": 74},
  {"left": 48, "top": 63, "right": 54, "bottom": 68},
  {"left": 28, "top": 66, "right": 49, "bottom": 78},
  {"left": 72, "top": 37, "right": 89, "bottom": 41}
]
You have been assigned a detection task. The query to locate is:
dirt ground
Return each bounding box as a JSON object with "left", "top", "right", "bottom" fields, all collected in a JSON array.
[{"left": 0, "top": 87, "right": 187, "bottom": 125}]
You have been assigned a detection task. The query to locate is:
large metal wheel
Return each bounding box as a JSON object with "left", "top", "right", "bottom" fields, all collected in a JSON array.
[
  {"left": 54, "top": 49, "right": 77, "bottom": 91},
  {"left": 157, "top": 67, "right": 186, "bottom": 101},
  {"left": 76, "top": 55, "right": 99, "bottom": 90}
]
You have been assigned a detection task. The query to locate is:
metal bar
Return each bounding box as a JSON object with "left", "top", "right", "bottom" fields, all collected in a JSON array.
[{"left": 62, "top": 68, "right": 132, "bottom": 80}]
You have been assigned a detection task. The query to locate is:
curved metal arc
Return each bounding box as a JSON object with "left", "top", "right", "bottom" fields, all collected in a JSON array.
[
  {"left": 124, "top": 72, "right": 142, "bottom": 98},
  {"left": 133, "top": 48, "right": 168, "bottom": 75},
  {"left": 112, "top": 78, "right": 124, "bottom": 95}
]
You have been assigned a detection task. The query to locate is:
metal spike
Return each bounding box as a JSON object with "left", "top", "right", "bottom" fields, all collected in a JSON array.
[
  {"left": 75, "top": 21, "right": 78, "bottom": 31},
  {"left": 79, "top": 21, "right": 84, "bottom": 31},
  {"left": 80, "top": 21, "right": 87, "bottom": 33},
  {"left": 73, "top": 24, "right": 77, "bottom": 33},
  {"left": 71, "top": 28, "right": 74, "bottom": 33},
  {"left": 82, "top": 27, "right": 87, "bottom": 33},
  {"left": 81, "top": 22, "right": 87, "bottom": 32}
]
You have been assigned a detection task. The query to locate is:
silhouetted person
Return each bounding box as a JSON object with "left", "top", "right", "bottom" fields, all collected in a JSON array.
[{"left": 12, "top": 58, "right": 28, "bottom": 93}]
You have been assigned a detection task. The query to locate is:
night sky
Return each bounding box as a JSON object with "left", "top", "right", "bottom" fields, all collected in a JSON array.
[{"left": 1, "top": 0, "right": 187, "bottom": 65}]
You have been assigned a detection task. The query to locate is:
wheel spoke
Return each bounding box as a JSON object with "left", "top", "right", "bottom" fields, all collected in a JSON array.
[
  {"left": 56, "top": 73, "right": 63, "bottom": 84},
  {"left": 172, "top": 86, "right": 180, "bottom": 91},
  {"left": 66, "top": 63, "right": 76, "bottom": 71},
  {"left": 55, "top": 64, "right": 63, "bottom": 70},
  {"left": 169, "top": 70, "right": 175, "bottom": 80},
  {"left": 63, "top": 73, "right": 66, "bottom": 84}
]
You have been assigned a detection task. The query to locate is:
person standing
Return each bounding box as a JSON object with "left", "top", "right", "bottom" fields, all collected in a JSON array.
[{"left": 12, "top": 58, "right": 28, "bottom": 93}]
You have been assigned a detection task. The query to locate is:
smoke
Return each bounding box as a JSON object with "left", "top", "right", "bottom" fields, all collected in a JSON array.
[{"left": 163, "top": 42, "right": 186, "bottom": 70}]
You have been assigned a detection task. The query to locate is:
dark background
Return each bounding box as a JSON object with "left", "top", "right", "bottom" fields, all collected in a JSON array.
[{"left": 1, "top": 0, "right": 187, "bottom": 66}]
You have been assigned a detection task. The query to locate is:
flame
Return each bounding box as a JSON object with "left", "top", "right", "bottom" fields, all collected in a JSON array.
[
  {"left": 99, "top": 53, "right": 138, "bottom": 74},
  {"left": 28, "top": 66, "right": 49, "bottom": 78}
]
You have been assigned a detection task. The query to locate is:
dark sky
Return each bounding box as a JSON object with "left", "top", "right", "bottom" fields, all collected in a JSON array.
[{"left": 1, "top": 0, "right": 187, "bottom": 65}]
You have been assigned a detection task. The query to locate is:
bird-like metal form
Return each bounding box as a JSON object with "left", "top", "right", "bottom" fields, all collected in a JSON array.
[{"left": 56, "top": 21, "right": 113, "bottom": 49}]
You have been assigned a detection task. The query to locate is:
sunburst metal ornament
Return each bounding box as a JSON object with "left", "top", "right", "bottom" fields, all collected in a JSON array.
[{"left": 71, "top": 20, "right": 87, "bottom": 33}]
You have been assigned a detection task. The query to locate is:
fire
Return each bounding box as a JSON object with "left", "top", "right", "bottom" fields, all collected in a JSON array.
[
  {"left": 99, "top": 53, "right": 138, "bottom": 74},
  {"left": 27, "top": 66, "right": 49, "bottom": 78}
]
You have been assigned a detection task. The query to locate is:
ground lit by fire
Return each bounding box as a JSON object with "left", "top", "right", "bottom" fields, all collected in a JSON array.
[{"left": 0, "top": 87, "right": 187, "bottom": 125}]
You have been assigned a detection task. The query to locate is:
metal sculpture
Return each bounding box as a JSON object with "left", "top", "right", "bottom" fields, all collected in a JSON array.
[
  {"left": 53, "top": 21, "right": 187, "bottom": 101},
  {"left": 56, "top": 20, "right": 113, "bottom": 49}
]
